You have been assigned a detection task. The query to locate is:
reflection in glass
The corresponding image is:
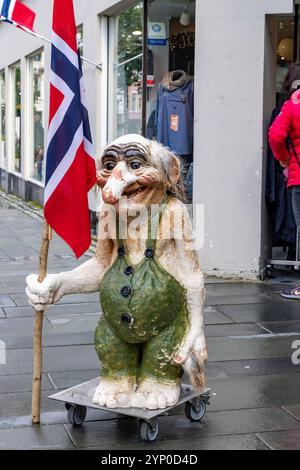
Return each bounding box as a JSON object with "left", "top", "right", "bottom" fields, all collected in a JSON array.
[
  {"left": 109, "top": 2, "right": 143, "bottom": 139},
  {"left": 30, "top": 51, "right": 45, "bottom": 182},
  {"left": 276, "top": 17, "right": 294, "bottom": 93},
  {"left": 12, "top": 63, "right": 21, "bottom": 173},
  {"left": 77, "top": 24, "right": 83, "bottom": 57},
  {"left": 0, "top": 70, "right": 5, "bottom": 169}
]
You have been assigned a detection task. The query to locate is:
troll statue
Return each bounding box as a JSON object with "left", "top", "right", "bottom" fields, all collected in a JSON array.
[{"left": 26, "top": 134, "right": 207, "bottom": 410}]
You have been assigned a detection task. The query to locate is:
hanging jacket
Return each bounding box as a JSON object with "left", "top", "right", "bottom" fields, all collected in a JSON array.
[
  {"left": 156, "top": 70, "right": 194, "bottom": 155},
  {"left": 269, "top": 90, "right": 300, "bottom": 188},
  {"left": 266, "top": 104, "right": 296, "bottom": 246}
]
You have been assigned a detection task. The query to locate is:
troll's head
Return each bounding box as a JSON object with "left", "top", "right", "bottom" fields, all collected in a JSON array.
[{"left": 97, "top": 134, "right": 184, "bottom": 208}]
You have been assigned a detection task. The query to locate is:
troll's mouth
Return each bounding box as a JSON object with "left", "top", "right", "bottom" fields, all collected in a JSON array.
[{"left": 123, "top": 186, "right": 147, "bottom": 199}]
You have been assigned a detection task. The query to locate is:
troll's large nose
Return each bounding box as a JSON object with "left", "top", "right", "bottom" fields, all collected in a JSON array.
[{"left": 102, "top": 162, "right": 139, "bottom": 204}]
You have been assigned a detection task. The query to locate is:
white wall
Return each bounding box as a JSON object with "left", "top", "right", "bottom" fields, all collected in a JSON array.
[{"left": 193, "top": 0, "right": 294, "bottom": 278}]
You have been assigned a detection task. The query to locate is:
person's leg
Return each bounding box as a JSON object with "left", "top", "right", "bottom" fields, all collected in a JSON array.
[
  {"left": 282, "top": 186, "right": 300, "bottom": 299},
  {"left": 293, "top": 186, "right": 300, "bottom": 260},
  {"left": 93, "top": 316, "right": 140, "bottom": 408}
]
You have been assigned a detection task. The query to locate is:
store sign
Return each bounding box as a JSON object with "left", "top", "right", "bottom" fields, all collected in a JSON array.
[
  {"left": 168, "top": 31, "right": 195, "bottom": 51},
  {"left": 147, "top": 75, "right": 155, "bottom": 87},
  {"left": 148, "top": 22, "right": 167, "bottom": 46}
]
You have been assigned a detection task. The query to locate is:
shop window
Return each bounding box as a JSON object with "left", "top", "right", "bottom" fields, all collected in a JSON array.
[
  {"left": 108, "top": 2, "right": 144, "bottom": 140},
  {"left": 276, "top": 16, "right": 295, "bottom": 94},
  {"left": 77, "top": 24, "right": 83, "bottom": 57},
  {"left": 146, "top": 0, "right": 195, "bottom": 201},
  {"left": 0, "top": 70, "right": 5, "bottom": 169},
  {"left": 10, "top": 62, "right": 21, "bottom": 174},
  {"left": 29, "top": 50, "right": 45, "bottom": 183}
]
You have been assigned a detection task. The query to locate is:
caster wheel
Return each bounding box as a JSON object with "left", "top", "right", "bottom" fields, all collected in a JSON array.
[
  {"left": 140, "top": 418, "right": 159, "bottom": 442},
  {"left": 185, "top": 400, "right": 206, "bottom": 422},
  {"left": 66, "top": 403, "right": 87, "bottom": 426}
]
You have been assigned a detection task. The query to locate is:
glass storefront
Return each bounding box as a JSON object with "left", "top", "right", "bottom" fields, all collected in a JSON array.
[
  {"left": 10, "top": 62, "right": 22, "bottom": 174},
  {"left": 108, "top": 0, "right": 196, "bottom": 200},
  {"left": 108, "top": 1, "right": 144, "bottom": 140},
  {"left": 0, "top": 70, "right": 5, "bottom": 169},
  {"left": 29, "top": 50, "right": 45, "bottom": 182}
]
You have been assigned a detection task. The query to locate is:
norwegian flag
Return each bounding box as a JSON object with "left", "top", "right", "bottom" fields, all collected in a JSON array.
[
  {"left": 44, "top": 0, "right": 96, "bottom": 258},
  {"left": 0, "top": 0, "right": 36, "bottom": 31}
]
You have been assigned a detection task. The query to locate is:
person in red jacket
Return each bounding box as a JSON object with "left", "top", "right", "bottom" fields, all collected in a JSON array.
[{"left": 269, "top": 64, "right": 300, "bottom": 299}]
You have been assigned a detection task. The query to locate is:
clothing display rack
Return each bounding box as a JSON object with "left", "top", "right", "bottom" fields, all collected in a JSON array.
[{"left": 267, "top": 227, "right": 300, "bottom": 270}]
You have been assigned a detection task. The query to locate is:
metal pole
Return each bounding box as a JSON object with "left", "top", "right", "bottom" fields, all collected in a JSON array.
[{"left": 0, "top": 20, "right": 102, "bottom": 70}]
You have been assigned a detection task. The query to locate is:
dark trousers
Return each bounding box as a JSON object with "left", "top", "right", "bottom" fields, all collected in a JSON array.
[{"left": 292, "top": 186, "right": 300, "bottom": 260}]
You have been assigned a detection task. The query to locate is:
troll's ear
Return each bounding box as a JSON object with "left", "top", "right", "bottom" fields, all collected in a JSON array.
[
  {"left": 151, "top": 141, "right": 181, "bottom": 188},
  {"left": 162, "top": 148, "right": 181, "bottom": 189}
]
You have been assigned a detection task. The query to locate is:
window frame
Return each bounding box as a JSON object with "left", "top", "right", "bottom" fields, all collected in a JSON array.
[
  {"left": 0, "top": 68, "right": 6, "bottom": 170},
  {"left": 26, "top": 48, "right": 46, "bottom": 186},
  {"left": 9, "top": 61, "right": 22, "bottom": 175}
]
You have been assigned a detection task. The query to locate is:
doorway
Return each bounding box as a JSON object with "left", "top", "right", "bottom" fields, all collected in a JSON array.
[{"left": 264, "top": 5, "right": 300, "bottom": 279}]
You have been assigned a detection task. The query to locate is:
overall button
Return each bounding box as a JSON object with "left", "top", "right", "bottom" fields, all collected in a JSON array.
[
  {"left": 121, "top": 313, "right": 132, "bottom": 325},
  {"left": 118, "top": 247, "right": 125, "bottom": 257},
  {"left": 145, "top": 248, "right": 154, "bottom": 259},
  {"left": 124, "top": 266, "right": 134, "bottom": 276},
  {"left": 121, "top": 286, "right": 132, "bottom": 297}
]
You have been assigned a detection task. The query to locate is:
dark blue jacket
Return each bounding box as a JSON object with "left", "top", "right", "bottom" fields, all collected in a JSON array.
[{"left": 156, "top": 78, "right": 194, "bottom": 155}]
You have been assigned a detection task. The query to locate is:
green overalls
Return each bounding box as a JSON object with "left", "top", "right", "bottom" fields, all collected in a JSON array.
[{"left": 95, "top": 197, "right": 189, "bottom": 383}]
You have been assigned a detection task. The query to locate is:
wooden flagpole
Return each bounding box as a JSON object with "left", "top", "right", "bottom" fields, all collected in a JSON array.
[{"left": 31, "top": 221, "right": 52, "bottom": 424}]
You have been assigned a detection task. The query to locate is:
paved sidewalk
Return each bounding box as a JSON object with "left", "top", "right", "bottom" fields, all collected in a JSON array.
[{"left": 0, "top": 195, "right": 300, "bottom": 450}]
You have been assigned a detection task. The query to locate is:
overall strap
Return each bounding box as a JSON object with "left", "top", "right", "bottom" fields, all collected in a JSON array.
[
  {"left": 146, "top": 194, "right": 171, "bottom": 253},
  {"left": 116, "top": 214, "right": 125, "bottom": 256}
]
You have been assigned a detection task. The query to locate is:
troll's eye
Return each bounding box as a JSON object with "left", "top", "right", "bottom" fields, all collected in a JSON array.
[
  {"left": 104, "top": 161, "right": 116, "bottom": 171},
  {"left": 130, "top": 160, "right": 142, "bottom": 170}
]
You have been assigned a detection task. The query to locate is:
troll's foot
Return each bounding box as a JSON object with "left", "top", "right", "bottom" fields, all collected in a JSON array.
[
  {"left": 132, "top": 379, "right": 181, "bottom": 410},
  {"left": 92, "top": 378, "right": 136, "bottom": 409}
]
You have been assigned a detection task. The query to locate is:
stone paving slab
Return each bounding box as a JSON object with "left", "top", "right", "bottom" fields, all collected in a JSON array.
[
  {"left": 206, "top": 293, "right": 275, "bottom": 306},
  {"left": 215, "top": 302, "right": 300, "bottom": 323},
  {"left": 0, "top": 294, "right": 16, "bottom": 308},
  {"left": 2, "top": 332, "right": 94, "bottom": 350},
  {"left": 258, "top": 320, "right": 300, "bottom": 334},
  {"left": 207, "top": 374, "right": 300, "bottom": 412},
  {"left": 257, "top": 430, "right": 300, "bottom": 450},
  {"left": 283, "top": 405, "right": 300, "bottom": 421},
  {"left": 207, "top": 335, "right": 300, "bottom": 362},
  {"left": 0, "top": 316, "right": 55, "bottom": 337},
  {"left": 214, "top": 358, "right": 300, "bottom": 378},
  {"left": 10, "top": 292, "right": 99, "bottom": 307},
  {"left": 65, "top": 407, "right": 300, "bottom": 448},
  {"left": 205, "top": 282, "right": 271, "bottom": 296},
  {"left": 204, "top": 306, "right": 234, "bottom": 325},
  {"left": 4, "top": 302, "right": 101, "bottom": 318},
  {"left": 0, "top": 373, "right": 51, "bottom": 394},
  {"left": 0, "top": 424, "right": 74, "bottom": 449},
  {"left": 75, "top": 434, "right": 269, "bottom": 451},
  {"left": 0, "top": 345, "right": 99, "bottom": 375},
  {"left": 48, "top": 313, "right": 100, "bottom": 333},
  {"left": 204, "top": 323, "right": 265, "bottom": 337}
]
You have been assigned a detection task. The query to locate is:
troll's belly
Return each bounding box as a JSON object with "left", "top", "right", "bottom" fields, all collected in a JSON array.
[{"left": 99, "top": 257, "right": 186, "bottom": 343}]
